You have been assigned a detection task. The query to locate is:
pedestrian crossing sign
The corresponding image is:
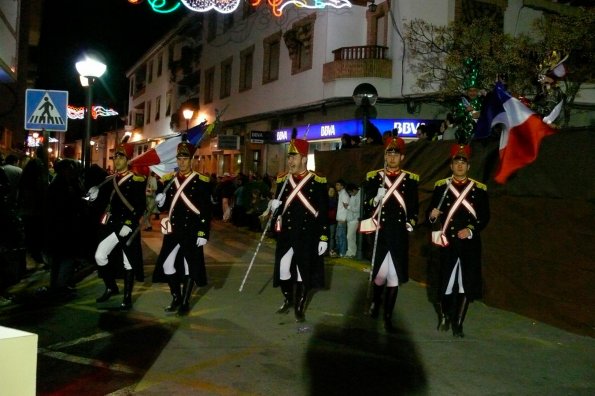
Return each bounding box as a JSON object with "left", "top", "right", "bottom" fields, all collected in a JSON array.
[{"left": 25, "top": 89, "right": 69, "bottom": 132}]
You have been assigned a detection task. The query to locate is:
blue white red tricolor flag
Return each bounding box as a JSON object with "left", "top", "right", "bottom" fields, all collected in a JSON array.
[
  {"left": 488, "top": 82, "right": 557, "bottom": 184},
  {"left": 129, "top": 121, "right": 208, "bottom": 177}
]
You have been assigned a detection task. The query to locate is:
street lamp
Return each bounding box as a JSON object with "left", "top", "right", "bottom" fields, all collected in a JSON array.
[
  {"left": 76, "top": 55, "right": 106, "bottom": 169},
  {"left": 352, "top": 83, "right": 378, "bottom": 260},
  {"left": 352, "top": 83, "right": 378, "bottom": 143},
  {"left": 182, "top": 109, "right": 194, "bottom": 132}
]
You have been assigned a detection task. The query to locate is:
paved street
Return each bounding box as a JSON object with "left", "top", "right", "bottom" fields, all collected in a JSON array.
[{"left": 1, "top": 219, "right": 594, "bottom": 395}]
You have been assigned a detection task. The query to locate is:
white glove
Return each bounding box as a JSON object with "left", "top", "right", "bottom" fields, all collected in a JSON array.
[
  {"left": 406, "top": 222, "right": 413, "bottom": 232},
  {"left": 374, "top": 187, "right": 386, "bottom": 203},
  {"left": 196, "top": 237, "right": 207, "bottom": 247},
  {"left": 318, "top": 241, "right": 328, "bottom": 256},
  {"left": 87, "top": 186, "right": 99, "bottom": 202},
  {"left": 156, "top": 193, "right": 166, "bottom": 207},
  {"left": 271, "top": 199, "right": 282, "bottom": 211},
  {"left": 119, "top": 225, "right": 132, "bottom": 237}
]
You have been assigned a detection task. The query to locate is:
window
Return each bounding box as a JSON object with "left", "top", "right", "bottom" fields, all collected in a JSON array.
[
  {"left": 284, "top": 15, "right": 315, "bottom": 75},
  {"left": 155, "top": 95, "right": 161, "bottom": 121},
  {"left": 223, "top": 14, "right": 233, "bottom": 32},
  {"left": 243, "top": 1, "right": 256, "bottom": 19},
  {"left": 239, "top": 45, "right": 254, "bottom": 92},
  {"left": 220, "top": 57, "right": 232, "bottom": 99},
  {"left": 263, "top": 32, "right": 281, "bottom": 84},
  {"left": 157, "top": 53, "right": 163, "bottom": 77},
  {"left": 135, "top": 111, "right": 144, "bottom": 128},
  {"left": 207, "top": 12, "right": 217, "bottom": 41},
  {"left": 204, "top": 67, "right": 215, "bottom": 104},
  {"left": 165, "top": 91, "right": 172, "bottom": 116},
  {"left": 146, "top": 101, "right": 152, "bottom": 124},
  {"left": 148, "top": 61, "right": 153, "bottom": 84}
]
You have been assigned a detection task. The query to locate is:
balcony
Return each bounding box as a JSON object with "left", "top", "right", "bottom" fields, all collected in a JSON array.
[{"left": 323, "top": 45, "right": 392, "bottom": 83}]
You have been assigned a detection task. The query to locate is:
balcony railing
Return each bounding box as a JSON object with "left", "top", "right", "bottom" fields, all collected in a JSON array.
[
  {"left": 332, "top": 45, "right": 388, "bottom": 61},
  {"left": 323, "top": 45, "right": 391, "bottom": 82}
]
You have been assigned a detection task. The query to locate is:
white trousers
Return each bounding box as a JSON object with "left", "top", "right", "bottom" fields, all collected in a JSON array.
[
  {"left": 162, "top": 244, "right": 189, "bottom": 276},
  {"left": 279, "top": 248, "right": 302, "bottom": 282},
  {"left": 374, "top": 252, "right": 399, "bottom": 287},
  {"left": 346, "top": 220, "right": 359, "bottom": 256},
  {"left": 95, "top": 232, "right": 132, "bottom": 270},
  {"left": 445, "top": 258, "right": 465, "bottom": 295}
]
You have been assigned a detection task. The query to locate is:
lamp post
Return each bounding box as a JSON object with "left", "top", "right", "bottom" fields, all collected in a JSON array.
[
  {"left": 76, "top": 55, "right": 106, "bottom": 169},
  {"left": 182, "top": 108, "right": 194, "bottom": 132},
  {"left": 352, "top": 83, "right": 378, "bottom": 260}
]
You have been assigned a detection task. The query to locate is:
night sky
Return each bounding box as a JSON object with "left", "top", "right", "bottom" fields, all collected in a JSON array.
[{"left": 35, "top": 0, "right": 187, "bottom": 127}]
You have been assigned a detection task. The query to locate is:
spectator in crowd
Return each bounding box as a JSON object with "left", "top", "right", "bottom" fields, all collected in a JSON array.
[
  {"left": 2, "top": 154, "right": 22, "bottom": 205},
  {"left": 441, "top": 113, "right": 457, "bottom": 141},
  {"left": 335, "top": 179, "right": 349, "bottom": 257},
  {"left": 0, "top": 166, "right": 25, "bottom": 306},
  {"left": 345, "top": 183, "right": 361, "bottom": 258},
  {"left": 245, "top": 189, "right": 269, "bottom": 231},
  {"left": 340, "top": 134, "right": 353, "bottom": 149},
  {"left": 143, "top": 171, "right": 158, "bottom": 231},
  {"left": 220, "top": 172, "right": 235, "bottom": 222},
  {"left": 232, "top": 174, "right": 249, "bottom": 227},
  {"left": 18, "top": 157, "right": 47, "bottom": 266},
  {"left": 45, "top": 159, "right": 84, "bottom": 298},
  {"left": 327, "top": 185, "right": 338, "bottom": 257}
]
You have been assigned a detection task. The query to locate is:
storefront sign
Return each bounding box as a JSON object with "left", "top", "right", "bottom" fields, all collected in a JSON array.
[
  {"left": 217, "top": 135, "right": 240, "bottom": 150},
  {"left": 273, "top": 118, "right": 440, "bottom": 142},
  {"left": 250, "top": 131, "right": 273, "bottom": 144}
]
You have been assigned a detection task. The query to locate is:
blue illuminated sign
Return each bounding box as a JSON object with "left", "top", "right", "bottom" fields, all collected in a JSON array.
[{"left": 273, "top": 118, "right": 439, "bottom": 142}]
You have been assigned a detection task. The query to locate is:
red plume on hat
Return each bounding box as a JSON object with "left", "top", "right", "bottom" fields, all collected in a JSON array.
[
  {"left": 288, "top": 127, "right": 309, "bottom": 156},
  {"left": 115, "top": 134, "right": 134, "bottom": 159},
  {"left": 450, "top": 144, "right": 471, "bottom": 160},
  {"left": 384, "top": 136, "right": 405, "bottom": 154}
]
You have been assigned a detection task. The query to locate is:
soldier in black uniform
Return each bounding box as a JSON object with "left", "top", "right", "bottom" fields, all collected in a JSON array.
[
  {"left": 270, "top": 135, "right": 328, "bottom": 322},
  {"left": 363, "top": 137, "right": 419, "bottom": 332},
  {"left": 428, "top": 144, "right": 490, "bottom": 337},
  {"left": 153, "top": 139, "right": 212, "bottom": 316},
  {"left": 88, "top": 141, "right": 146, "bottom": 309}
]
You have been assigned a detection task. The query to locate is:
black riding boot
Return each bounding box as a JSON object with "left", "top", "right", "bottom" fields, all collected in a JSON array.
[
  {"left": 121, "top": 270, "right": 134, "bottom": 309},
  {"left": 276, "top": 279, "right": 294, "bottom": 314},
  {"left": 452, "top": 293, "right": 469, "bottom": 338},
  {"left": 165, "top": 275, "right": 182, "bottom": 312},
  {"left": 368, "top": 283, "right": 384, "bottom": 318},
  {"left": 437, "top": 294, "right": 452, "bottom": 331},
  {"left": 96, "top": 268, "right": 119, "bottom": 303},
  {"left": 383, "top": 287, "right": 399, "bottom": 333},
  {"left": 177, "top": 277, "right": 195, "bottom": 316},
  {"left": 294, "top": 282, "right": 308, "bottom": 323}
]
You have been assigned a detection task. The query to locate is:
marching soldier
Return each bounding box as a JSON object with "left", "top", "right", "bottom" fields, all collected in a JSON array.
[
  {"left": 88, "top": 140, "right": 146, "bottom": 309},
  {"left": 428, "top": 144, "right": 490, "bottom": 337},
  {"left": 270, "top": 133, "right": 328, "bottom": 323},
  {"left": 153, "top": 138, "right": 212, "bottom": 316},
  {"left": 363, "top": 137, "right": 419, "bottom": 332}
]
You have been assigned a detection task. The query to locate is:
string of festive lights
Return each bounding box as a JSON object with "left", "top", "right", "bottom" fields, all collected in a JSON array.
[
  {"left": 147, "top": 0, "right": 182, "bottom": 13},
  {"left": 181, "top": 0, "right": 241, "bottom": 14},
  {"left": 147, "top": 0, "right": 352, "bottom": 16},
  {"left": 67, "top": 105, "right": 119, "bottom": 120}
]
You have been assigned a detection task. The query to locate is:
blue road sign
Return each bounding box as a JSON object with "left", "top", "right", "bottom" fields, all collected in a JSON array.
[{"left": 25, "top": 89, "right": 69, "bottom": 132}]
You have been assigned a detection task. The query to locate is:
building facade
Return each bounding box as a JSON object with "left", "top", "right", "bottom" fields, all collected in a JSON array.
[{"left": 122, "top": 0, "right": 594, "bottom": 177}]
